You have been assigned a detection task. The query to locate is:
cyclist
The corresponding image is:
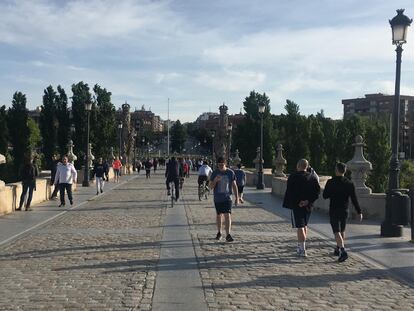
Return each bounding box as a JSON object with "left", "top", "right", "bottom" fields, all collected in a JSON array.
[
  {"left": 165, "top": 156, "right": 180, "bottom": 201},
  {"left": 198, "top": 160, "right": 212, "bottom": 189}
]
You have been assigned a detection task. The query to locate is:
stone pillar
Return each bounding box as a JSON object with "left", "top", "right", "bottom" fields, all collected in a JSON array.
[
  {"left": 346, "top": 135, "right": 373, "bottom": 194},
  {"left": 253, "top": 147, "right": 262, "bottom": 173},
  {"left": 0, "top": 153, "right": 5, "bottom": 190},
  {"left": 67, "top": 140, "right": 77, "bottom": 163},
  {"left": 88, "top": 143, "right": 95, "bottom": 168},
  {"left": 233, "top": 149, "right": 241, "bottom": 167},
  {"left": 273, "top": 144, "right": 287, "bottom": 177}
]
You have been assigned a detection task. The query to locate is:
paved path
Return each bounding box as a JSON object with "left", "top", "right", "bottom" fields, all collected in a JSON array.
[{"left": 0, "top": 173, "right": 412, "bottom": 310}]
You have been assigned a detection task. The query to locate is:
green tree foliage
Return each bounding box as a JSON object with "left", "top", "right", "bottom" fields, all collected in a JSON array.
[
  {"left": 7, "top": 92, "right": 30, "bottom": 180},
  {"left": 71, "top": 82, "right": 92, "bottom": 168},
  {"left": 27, "top": 117, "right": 41, "bottom": 151},
  {"left": 39, "top": 85, "right": 58, "bottom": 169},
  {"left": 56, "top": 85, "right": 70, "bottom": 157},
  {"left": 307, "top": 115, "right": 325, "bottom": 172},
  {"left": 399, "top": 160, "right": 414, "bottom": 189},
  {"left": 92, "top": 84, "right": 117, "bottom": 159},
  {"left": 0, "top": 105, "right": 8, "bottom": 155},
  {"left": 171, "top": 120, "right": 186, "bottom": 153},
  {"left": 233, "top": 91, "right": 274, "bottom": 167}
]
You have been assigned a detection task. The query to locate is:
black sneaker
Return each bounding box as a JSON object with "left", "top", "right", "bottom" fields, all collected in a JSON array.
[
  {"left": 225, "top": 234, "right": 234, "bottom": 242},
  {"left": 215, "top": 232, "right": 222, "bottom": 240},
  {"left": 59, "top": 203, "right": 65, "bottom": 207},
  {"left": 69, "top": 200, "right": 73, "bottom": 205},
  {"left": 100, "top": 189, "right": 103, "bottom": 193},
  {"left": 338, "top": 250, "right": 348, "bottom": 263},
  {"left": 167, "top": 190, "right": 171, "bottom": 196},
  {"left": 96, "top": 192, "right": 99, "bottom": 195},
  {"left": 333, "top": 247, "right": 340, "bottom": 256}
]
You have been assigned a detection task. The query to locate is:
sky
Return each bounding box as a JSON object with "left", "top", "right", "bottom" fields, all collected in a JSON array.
[{"left": 1, "top": 0, "right": 414, "bottom": 122}]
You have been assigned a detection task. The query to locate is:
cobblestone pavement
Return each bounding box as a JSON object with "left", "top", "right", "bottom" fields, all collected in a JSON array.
[
  {"left": 183, "top": 179, "right": 414, "bottom": 311},
  {"left": 0, "top": 175, "right": 166, "bottom": 310},
  {"left": 0, "top": 173, "right": 413, "bottom": 310}
]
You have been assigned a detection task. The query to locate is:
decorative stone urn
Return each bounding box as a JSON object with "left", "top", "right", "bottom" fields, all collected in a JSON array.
[
  {"left": 67, "top": 140, "right": 77, "bottom": 163},
  {"left": 346, "top": 135, "right": 372, "bottom": 194},
  {"left": 253, "top": 147, "right": 263, "bottom": 173},
  {"left": 232, "top": 149, "right": 241, "bottom": 166},
  {"left": 109, "top": 147, "right": 115, "bottom": 165},
  {"left": 273, "top": 144, "right": 287, "bottom": 177}
]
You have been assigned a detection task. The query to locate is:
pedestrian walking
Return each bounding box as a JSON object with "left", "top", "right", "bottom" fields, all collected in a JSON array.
[
  {"left": 209, "top": 156, "right": 239, "bottom": 242},
  {"left": 136, "top": 159, "right": 142, "bottom": 174},
  {"left": 113, "top": 156, "right": 122, "bottom": 183},
  {"left": 234, "top": 163, "right": 246, "bottom": 204},
  {"left": 54, "top": 156, "right": 77, "bottom": 207},
  {"left": 103, "top": 159, "right": 110, "bottom": 181},
  {"left": 165, "top": 156, "right": 180, "bottom": 201},
  {"left": 93, "top": 158, "right": 106, "bottom": 195},
  {"left": 153, "top": 158, "right": 158, "bottom": 173},
  {"left": 323, "top": 162, "right": 363, "bottom": 262},
  {"left": 283, "top": 159, "right": 320, "bottom": 257},
  {"left": 17, "top": 156, "right": 39, "bottom": 211},
  {"left": 145, "top": 158, "right": 152, "bottom": 178},
  {"left": 50, "top": 154, "right": 60, "bottom": 200}
]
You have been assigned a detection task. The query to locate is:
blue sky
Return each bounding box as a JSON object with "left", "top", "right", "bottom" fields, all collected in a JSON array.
[{"left": 1, "top": 0, "right": 414, "bottom": 122}]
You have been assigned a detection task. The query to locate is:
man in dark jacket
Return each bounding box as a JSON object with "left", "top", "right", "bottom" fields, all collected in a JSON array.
[
  {"left": 17, "top": 156, "right": 39, "bottom": 211},
  {"left": 323, "top": 162, "right": 363, "bottom": 262},
  {"left": 283, "top": 159, "right": 320, "bottom": 257},
  {"left": 165, "top": 157, "right": 180, "bottom": 201}
]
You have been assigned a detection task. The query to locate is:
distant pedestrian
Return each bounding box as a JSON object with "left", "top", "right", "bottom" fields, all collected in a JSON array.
[
  {"left": 136, "top": 160, "right": 142, "bottom": 174},
  {"left": 50, "top": 154, "right": 60, "bottom": 200},
  {"left": 145, "top": 158, "right": 152, "bottom": 178},
  {"left": 103, "top": 159, "right": 110, "bottom": 181},
  {"left": 93, "top": 158, "right": 106, "bottom": 195},
  {"left": 54, "top": 156, "right": 77, "bottom": 207},
  {"left": 113, "top": 156, "right": 122, "bottom": 183},
  {"left": 323, "top": 162, "right": 363, "bottom": 262},
  {"left": 283, "top": 159, "right": 320, "bottom": 257},
  {"left": 17, "top": 156, "right": 39, "bottom": 211},
  {"left": 209, "top": 156, "right": 239, "bottom": 242},
  {"left": 234, "top": 163, "right": 246, "bottom": 204},
  {"left": 153, "top": 158, "right": 158, "bottom": 173}
]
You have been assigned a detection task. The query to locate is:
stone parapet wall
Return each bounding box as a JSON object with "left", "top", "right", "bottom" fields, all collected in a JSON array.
[{"left": 0, "top": 168, "right": 116, "bottom": 216}]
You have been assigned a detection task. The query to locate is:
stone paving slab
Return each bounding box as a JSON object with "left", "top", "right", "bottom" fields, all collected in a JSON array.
[{"left": 182, "top": 179, "right": 414, "bottom": 311}]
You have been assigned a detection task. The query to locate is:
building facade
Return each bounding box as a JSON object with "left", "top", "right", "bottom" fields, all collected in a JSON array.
[{"left": 342, "top": 93, "right": 414, "bottom": 159}]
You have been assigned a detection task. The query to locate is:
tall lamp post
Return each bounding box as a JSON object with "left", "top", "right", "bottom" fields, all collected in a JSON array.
[
  {"left": 381, "top": 9, "right": 412, "bottom": 237},
  {"left": 211, "top": 130, "right": 216, "bottom": 168},
  {"left": 118, "top": 122, "right": 123, "bottom": 159},
  {"left": 227, "top": 123, "right": 233, "bottom": 165},
  {"left": 257, "top": 102, "right": 265, "bottom": 189},
  {"left": 82, "top": 101, "right": 92, "bottom": 187}
]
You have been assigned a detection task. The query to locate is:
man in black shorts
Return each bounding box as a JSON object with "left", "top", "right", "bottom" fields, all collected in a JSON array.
[
  {"left": 209, "top": 157, "right": 239, "bottom": 242},
  {"left": 323, "top": 162, "right": 363, "bottom": 262},
  {"left": 283, "top": 159, "right": 320, "bottom": 257}
]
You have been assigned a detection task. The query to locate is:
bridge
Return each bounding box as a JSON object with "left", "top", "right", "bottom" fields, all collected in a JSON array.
[{"left": 0, "top": 172, "right": 412, "bottom": 310}]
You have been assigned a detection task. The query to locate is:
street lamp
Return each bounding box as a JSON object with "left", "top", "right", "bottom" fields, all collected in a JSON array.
[
  {"left": 211, "top": 130, "right": 216, "bottom": 167},
  {"left": 227, "top": 123, "right": 233, "bottom": 164},
  {"left": 381, "top": 9, "right": 412, "bottom": 237},
  {"left": 118, "top": 122, "right": 123, "bottom": 159},
  {"left": 257, "top": 102, "right": 265, "bottom": 189},
  {"left": 82, "top": 101, "right": 92, "bottom": 187}
]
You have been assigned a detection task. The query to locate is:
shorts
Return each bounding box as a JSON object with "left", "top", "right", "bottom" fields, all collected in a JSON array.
[
  {"left": 237, "top": 185, "right": 244, "bottom": 194},
  {"left": 329, "top": 211, "right": 348, "bottom": 233},
  {"left": 114, "top": 169, "right": 120, "bottom": 176},
  {"left": 292, "top": 207, "right": 311, "bottom": 228},
  {"left": 198, "top": 175, "right": 208, "bottom": 185},
  {"left": 214, "top": 200, "right": 232, "bottom": 214}
]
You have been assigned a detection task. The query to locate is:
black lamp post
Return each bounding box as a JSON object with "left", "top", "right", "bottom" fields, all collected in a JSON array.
[
  {"left": 118, "top": 122, "right": 123, "bottom": 159},
  {"left": 82, "top": 101, "right": 92, "bottom": 187},
  {"left": 381, "top": 9, "right": 412, "bottom": 237},
  {"left": 227, "top": 123, "right": 233, "bottom": 165},
  {"left": 257, "top": 102, "right": 265, "bottom": 189},
  {"left": 211, "top": 130, "right": 216, "bottom": 167}
]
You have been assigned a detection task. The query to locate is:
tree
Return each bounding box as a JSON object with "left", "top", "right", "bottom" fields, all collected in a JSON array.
[
  {"left": 171, "top": 120, "right": 186, "bottom": 153},
  {"left": 27, "top": 117, "right": 41, "bottom": 151},
  {"left": 39, "top": 85, "right": 58, "bottom": 169},
  {"left": 400, "top": 160, "right": 414, "bottom": 189},
  {"left": 56, "top": 85, "right": 70, "bottom": 157},
  {"left": 0, "top": 105, "right": 8, "bottom": 155},
  {"left": 308, "top": 115, "right": 325, "bottom": 172},
  {"left": 71, "top": 82, "right": 92, "bottom": 168},
  {"left": 92, "top": 84, "right": 116, "bottom": 159},
  {"left": 7, "top": 92, "right": 30, "bottom": 180},
  {"left": 233, "top": 91, "right": 274, "bottom": 167}
]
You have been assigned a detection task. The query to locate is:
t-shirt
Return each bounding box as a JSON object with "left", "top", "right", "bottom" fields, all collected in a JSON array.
[
  {"left": 234, "top": 169, "right": 246, "bottom": 186},
  {"left": 113, "top": 160, "right": 122, "bottom": 170},
  {"left": 210, "top": 168, "right": 235, "bottom": 203}
]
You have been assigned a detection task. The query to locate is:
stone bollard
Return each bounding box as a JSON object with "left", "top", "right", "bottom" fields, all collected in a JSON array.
[
  {"left": 273, "top": 144, "right": 287, "bottom": 177},
  {"left": 67, "top": 140, "right": 77, "bottom": 163},
  {"left": 346, "top": 135, "right": 372, "bottom": 194}
]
